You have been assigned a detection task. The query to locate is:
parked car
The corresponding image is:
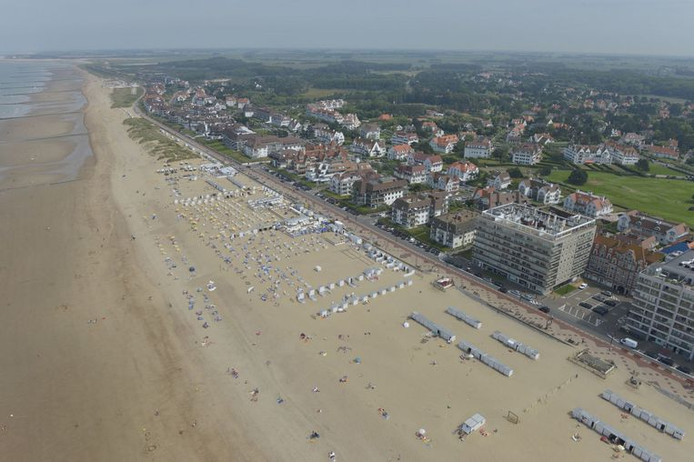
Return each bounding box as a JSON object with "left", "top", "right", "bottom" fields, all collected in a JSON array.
[
  {"left": 601, "top": 290, "right": 613, "bottom": 297},
  {"left": 593, "top": 306, "right": 609, "bottom": 315},
  {"left": 509, "top": 290, "right": 521, "bottom": 297},
  {"left": 579, "top": 283, "right": 588, "bottom": 290},
  {"left": 579, "top": 302, "right": 593, "bottom": 309},
  {"left": 676, "top": 365, "right": 692, "bottom": 375},
  {"left": 646, "top": 351, "right": 659, "bottom": 359},
  {"left": 497, "top": 286, "right": 508, "bottom": 293},
  {"left": 604, "top": 299, "right": 618, "bottom": 307},
  {"left": 593, "top": 295, "right": 606, "bottom": 302},
  {"left": 538, "top": 305, "right": 551, "bottom": 314},
  {"left": 657, "top": 354, "right": 675, "bottom": 367}
]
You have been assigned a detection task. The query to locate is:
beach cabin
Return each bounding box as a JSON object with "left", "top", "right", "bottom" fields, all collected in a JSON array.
[{"left": 461, "top": 413, "right": 486, "bottom": 435}]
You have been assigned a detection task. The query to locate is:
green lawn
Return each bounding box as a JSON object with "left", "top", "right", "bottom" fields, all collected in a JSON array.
[
  {"left": 646, "top": 163, "right": 685, "bottom": 176},
  {"left": 548, "top": 170, "right": 694, "bottom": 226},
  {"left": 554, "top": 284, "right": 577, "bottom": 296}
]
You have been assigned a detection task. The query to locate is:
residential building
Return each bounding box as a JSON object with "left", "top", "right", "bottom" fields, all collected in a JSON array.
[
  {"left": 421, "top": 121, "right": 443, "bottom": 136},
  {"left": 341, "top": 113, "right": 361, "bottom": 130},
  {"left": 620, "top": 132, "right": 643, "bottom": 148},
  {"left": 349, "top": 138, "right": 386, "bottom": 158},
  {"left": 608, "top": 143, "right": 640, "bottom": 165},
  {"left": 429, "top": 134, "right": 460, "bottom": 154},
  {"left": 532, "top": 133, "right": 555, "bottom": 145},
  {"left": 359, "top": 123, "right": 381, "bottom": 140},
  {"left": 645, "top": 145, "right": 680, "bottom": 161},
  {"left": 394, "top": 164, "right": 427, "bottom": 184},
  {"left": 388, "top": 143, "right": 414, "bottom": 161},
  {"left": 312, "top": 124, "right": 345, "bottom": 145},
  {"left": 584, "top": 234, "right": 663, "bottom": 295},
  {"left": 427, "top": 172, "right": 459, "bottom": 193},
  {"left": 617, "top": 211, "right": 690, "bottom": 246},
  {"left": 391, "top": 131, "right": 419, "bottom": 146},
  {"left": 487, "top": 171, "right": 512, "bottom": 190},
  {"left": 329, "top": 169, "right": 376, "bottom": 196},
  {"left": 352, "top": 178, "right": 407, "bottom": 208},
  {"left": 430, "top": 210, "right": 480, "bottom": 249},
  {"left": 473, "top": 204, "right": 597, "bottom": 294},
  {"left": 512, "top": 143, "right": 543, "bottom": 165},
  {"left": 472, "top": 187, "right": 528, "bottom": 211},
  {"left": 407, "top": 152, "right": 443, "bottom": 173},
  {"left": 391, "top": 193, "right": 447, "bottom": 228},
  {"left": 242, "top": 136, "right": 304, "bottom": 159},
  {"left": 447, "top": 161, "right": 479, "bottom": 183},
  {"left": 464, "top": 137, "right": 493, "bottom": 159},
  {"left": 423, "top": 154, "right": 443, "bottom": 173},
  {"left": 563, "top": 144, "right": 612, "bottom": 165},
  {"left": 518, "top": 178, "right": 561, "bottom": 205},
  {"left": 563, "top": 191, "right": 613, "bottom": 218},
  {"left": 626, "top": 250, "right": 694, "bottom": 360}
]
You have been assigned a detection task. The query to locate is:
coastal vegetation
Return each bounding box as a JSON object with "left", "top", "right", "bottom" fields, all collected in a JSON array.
[
  {"left": 111, "top": 86, "right": 143, "bottom": 108},
  {"left": 123, "top": 118, "right": 197, "bottom": 161}
]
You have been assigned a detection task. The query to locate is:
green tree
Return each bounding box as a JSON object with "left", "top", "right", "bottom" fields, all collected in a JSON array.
[
  {"left": 538, "top": 166, "right": 552, "bottom": 176},
  {"left": 567, "top": 169, "right": 588, "bottom": 186},
  {"left": 508, "top": 167, "right": 523, "bottom": 178},
  {"left": 635, "top": 158, "right": 650, "bottom": 171},
  {"left": 493, "top": 146, "right": 509, "bottom": 162}
]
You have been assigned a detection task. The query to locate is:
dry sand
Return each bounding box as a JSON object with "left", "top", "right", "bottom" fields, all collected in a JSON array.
[{"left": 1, "top": 64, "right": 693, "bottom": 462}]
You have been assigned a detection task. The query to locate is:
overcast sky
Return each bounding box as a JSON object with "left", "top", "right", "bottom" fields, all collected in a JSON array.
[{"left": 1, "top": 0, "right": 693, "bottom": 56}]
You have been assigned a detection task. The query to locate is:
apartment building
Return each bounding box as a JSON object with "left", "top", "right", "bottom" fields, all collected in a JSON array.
[
  {"left": 352, "top": 177, "right": 407, "bottom": 208},
  {"left": 430, "top": 209, "right": 480, "bottom": 249},
  {"left": 626, "top": 250, "right": 694, "bottom": 360},
  {"left": 472, "top": 204, "right": 596, "bottom": 294}
]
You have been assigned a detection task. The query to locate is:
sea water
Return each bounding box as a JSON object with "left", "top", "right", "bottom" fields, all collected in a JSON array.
[
  {"left": 0, "top": 60, "right": 53, "bottom": 119},
  {"left": 0, "top": 60, "right": 92, "bottom": 184}
]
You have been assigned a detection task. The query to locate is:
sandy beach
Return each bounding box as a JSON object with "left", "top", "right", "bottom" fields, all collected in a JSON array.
[{"left": 1, "top": 63, "right": 693, "bottom": 461}]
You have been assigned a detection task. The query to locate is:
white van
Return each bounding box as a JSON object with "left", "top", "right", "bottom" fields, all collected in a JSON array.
[{"left": 620, "top": 338, "right": 638, "bottom": 349}]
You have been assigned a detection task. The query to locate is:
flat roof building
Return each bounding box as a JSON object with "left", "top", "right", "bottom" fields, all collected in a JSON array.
[
  {"left": 626, "top": 250, "right": 694, "bottom": 360},
  {"left": 472, "top": 203, "right": 596, "bottom": 294}
]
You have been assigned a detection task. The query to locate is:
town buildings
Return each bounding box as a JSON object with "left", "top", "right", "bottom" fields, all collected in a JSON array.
[
  {"left": 584, "top": 234, "right": 663, "bottom": 295},
  {"left": 617, "top": 211, "right": 690, "bottom": 246},
  {"left": 351, "top": 177, "right": 407, "bottom": 208},
  {"left": 518, "top": 178, "right": 561, "bottom": 205},
  {"left": 472, "top": 204, "right": 597, "bottom": 294},
  {"left": 563, "top": 145, "right": 612, "bottom": 165},
  {"left": 563, "top": 190, "right": 613, "bottom": 218},
  {"left": 446, "top": 161, "right": 479, "bottom": 184},
  {"left": 472, "top": 187, "right": 528, "bottom": 211},
  {"left": 393, "top": 164, "right": 427, "bottom": 184},
  {"left": 430, "top": 210, "right": 480, "bottom": 249},
  {"left": 429, "top": 134, "right": 460, "bottom": 154},
  {"left": 464, "top": 137, "right": 493, "bottom": 159},
  {"left": 626, "top": 250, "right": 694, "bottom": 360},
  {"left": 391, "top": 193, "right": 448, "bottom": 229},
  {"left": 511, "top": 143, "right": 543, "bottom": 165}
]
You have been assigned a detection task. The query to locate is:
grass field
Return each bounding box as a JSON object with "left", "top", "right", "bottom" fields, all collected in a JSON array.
[
  {"left": 547, "top": 170, "right": 694, "bottom": 226},
  {"left": 111, "top": 86, "right": 143, "bottom": 108},
  {"left": 646, "top": 163, "right": 686, "bottom": 176}
]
